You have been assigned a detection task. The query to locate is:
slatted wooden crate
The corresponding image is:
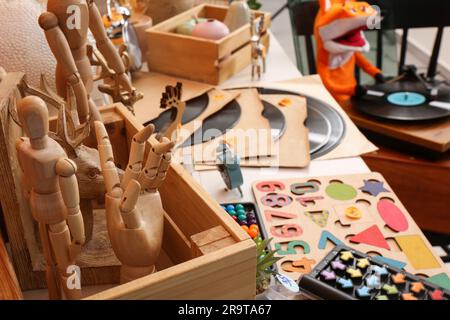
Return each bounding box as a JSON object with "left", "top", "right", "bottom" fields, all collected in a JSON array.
[
  {"left": 145, "top": 3, "right": 271, "bottom": 85},
  {"left": 0, "top": 73, "right": 256, "bottom": 299}
]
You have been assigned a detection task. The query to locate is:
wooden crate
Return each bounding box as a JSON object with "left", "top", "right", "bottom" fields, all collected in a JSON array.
[
  {"left": 0, "top": 74, "right": 256, "bottom": 298},
  {"left": 145, "top": 4, "right": 271, "bottom": 85}
]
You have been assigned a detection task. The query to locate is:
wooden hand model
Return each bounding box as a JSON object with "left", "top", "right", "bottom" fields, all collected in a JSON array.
[
  {"left": 16, "top": 96, "right": 85, "bottom": 300},
  {"left": 38, "top": 0, "right": 142, "bottom": 121},
  {"left": 95, "top": 121, "right": 175, "bottom": 283}
]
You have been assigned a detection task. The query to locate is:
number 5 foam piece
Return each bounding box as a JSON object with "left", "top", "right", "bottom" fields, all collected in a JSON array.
[{"left": 395, "top": 235, "right": 440, "bottom": 270}]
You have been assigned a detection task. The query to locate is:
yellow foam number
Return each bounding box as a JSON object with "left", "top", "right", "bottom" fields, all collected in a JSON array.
[
  {"left": 395, "top": 235, "right": 440, "bottom": 270},
  {"left": 345, "top": 206, "right": 362, "bottom": 220}
]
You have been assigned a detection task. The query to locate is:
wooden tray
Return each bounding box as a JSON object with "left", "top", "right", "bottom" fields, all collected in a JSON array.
[
  {"left": 145, "top": 4, "right": 271, "bottom": 85},
  {"left": 0, "top": 74, "right": 256, "bottom": 298}
]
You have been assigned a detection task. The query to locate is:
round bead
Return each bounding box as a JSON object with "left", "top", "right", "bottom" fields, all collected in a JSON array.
[
  {"left": 232, "top": 216, "right": 238, "bottom": 221},
  {"left": 237, "top": 214, "right": 247, "bottom": 221},
  {"left": 247, "top": 213, "right": 256, "bottom": 219},
  {"left": 226, "top": 205, "right": 235, "bottom": 211},
  {"left": 249, "top": 224, "right": 259, "bottom": 231},
  {"left": 236, "top": 209, "right": 246, "bottom": 216},
  {"left": 228, "top": 210, "right": 237, "bottom": 216},
  {"left": 235, "top": 204, "right": 244, "bottom": 210},
  {"left": 248, "top": 219, "right": 257, "bottom": 225},
  {"left": 239, "top": 220, "right": 248, "bottom": 226},
  {"left": 241, "top": 225, "right": 249, "bottom": 232},
  {"left": 248, "top": 228, "right": 258, "bottom": 238}
]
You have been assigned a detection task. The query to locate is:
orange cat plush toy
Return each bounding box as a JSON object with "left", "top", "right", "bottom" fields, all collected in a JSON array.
[{"left": 314, "top": 0, "right": 386, "bottom": 104}]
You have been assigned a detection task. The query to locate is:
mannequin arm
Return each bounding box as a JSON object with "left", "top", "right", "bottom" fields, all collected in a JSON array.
[
  {"left": 38, "top": 12, "right": 90, "bottom": 124},
  {"left": 56, "top": 158, "right": 85, "bottom": 247},
  {"left": 87, "top": 0, "right": 133, "bottom": 92}
]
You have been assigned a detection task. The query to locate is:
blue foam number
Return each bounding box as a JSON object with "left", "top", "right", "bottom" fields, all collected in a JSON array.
[
  {"left": 318, "top": 230, "right": 343, "bottom": 249},
  {"left": 275, "top": 240, "right": 310, "bottom": 255}
]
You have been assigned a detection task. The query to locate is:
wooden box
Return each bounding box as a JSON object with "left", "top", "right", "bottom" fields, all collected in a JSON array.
[
  {"left": 145, "top": 4, "right": 271, "bottom": 85},
  {"left": 0, "top": 73, "right": 256, "bottom": 299}
]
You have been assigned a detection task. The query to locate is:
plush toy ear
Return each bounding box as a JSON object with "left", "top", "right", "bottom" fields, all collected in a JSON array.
[{"left": 319, "top": 0, "right": 332, "bottom": 11}]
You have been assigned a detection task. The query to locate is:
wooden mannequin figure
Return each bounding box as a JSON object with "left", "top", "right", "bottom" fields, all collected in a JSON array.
[
  {"left": 38, "top": 0, "right": 142, "bottom": 122},
  {"left": 95, "top": 121, "right": 175, "bottom": 283},
  {"left": 251, "top": 15, "right": 266, "bottom": 79},
  {"left": 16, "top": 96, "right": 85, "bottom": 300}
]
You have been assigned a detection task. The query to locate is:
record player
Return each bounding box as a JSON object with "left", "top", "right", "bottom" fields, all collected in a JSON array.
[{"left": 347, "top": 65, "right": 450, "bottom": 153}]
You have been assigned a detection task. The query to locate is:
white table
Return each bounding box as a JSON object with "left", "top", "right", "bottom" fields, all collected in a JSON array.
[{"left": 188, "top": 34, "right": 371, "bottom": 203}]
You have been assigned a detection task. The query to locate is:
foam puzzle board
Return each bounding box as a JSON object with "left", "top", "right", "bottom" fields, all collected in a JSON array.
[{"left": 252, "top": 172, "right": 449, "bottom": 282}]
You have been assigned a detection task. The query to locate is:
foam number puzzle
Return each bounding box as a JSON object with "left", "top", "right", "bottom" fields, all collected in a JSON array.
[{"left": 252, "top": 173, "right": 449, "bottom": 282}]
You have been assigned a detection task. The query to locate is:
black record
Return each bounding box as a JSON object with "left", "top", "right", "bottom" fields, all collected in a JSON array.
[
  {"left": 144, "top": 92, "right": 209, "bottom": 131},
  {"left": 354, "top": 80, "right": 450, "bottom": 121}
]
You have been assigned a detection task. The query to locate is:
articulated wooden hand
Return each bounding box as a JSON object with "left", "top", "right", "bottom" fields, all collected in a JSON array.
[{"left": 94, "top": 121, "right": 174, "bottom": 283}]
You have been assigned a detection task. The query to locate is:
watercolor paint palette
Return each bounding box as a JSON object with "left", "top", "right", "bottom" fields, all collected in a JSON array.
[
  {"left": 299, "top": 245, "right": 450, "bottom": 300},
  {"left": 252, "top": 173, "right": 450, "bottom": 286}
]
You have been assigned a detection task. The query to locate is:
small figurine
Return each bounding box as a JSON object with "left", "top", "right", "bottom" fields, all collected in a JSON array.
[
  {"left": 314, "top": 0, "right": 386, "bottom": 104},
  {"left": 251, "top": 14, "right": 266, "bottom": 80},
  {"left": 38, "top": 0, "right": 143, "bottom": 119},
  {"left": 158, "top": 82, "right": 185, "bottom": 142},
  {"left": 217, "top": 142, "right": 244, "bottom": 197},
  {"left": 95, "top": 121, "right": 175, "bottom": 283},
  {"left": 16, "top": 96, "right": 85, "bottom": 300}
]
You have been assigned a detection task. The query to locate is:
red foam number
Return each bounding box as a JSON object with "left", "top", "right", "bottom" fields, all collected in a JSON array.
[
  {"left": 270, "top": 224, "right": 303, "bottom": 238},
  {"left": 264, "top": 210, "right": 297, "bottom": 222},
  {"left": 256, "top": 181, "right": 285, "bottom": 192}
]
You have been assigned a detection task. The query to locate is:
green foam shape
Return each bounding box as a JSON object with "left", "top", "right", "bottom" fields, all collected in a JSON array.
[
  {"left": 427, "top": 273, "right": 450, "bottom": 291},
  {"left": 325, "top": 182, "right": 357, "bottom": 201}
]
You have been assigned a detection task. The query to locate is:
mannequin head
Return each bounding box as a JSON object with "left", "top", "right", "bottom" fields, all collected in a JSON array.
[{"left": 17, "top": 96, "right": 49, "bottom": 146}]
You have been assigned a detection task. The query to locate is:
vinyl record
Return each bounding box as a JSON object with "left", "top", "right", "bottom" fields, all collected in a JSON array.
[
  {"left": 354, "top": 80, "right": 450, "bottom": 121},
  {"left": 178, "top": 99, "right": 242, "bottom": 148},
  {"left": 256, "top": 88, "right": 345, "bottom": 159},
  {"left": 144, "top": 92, "right": 209, "bottom": 132},
  {"left": 261, "top": 100, "right": 287, "bottom": 141}
]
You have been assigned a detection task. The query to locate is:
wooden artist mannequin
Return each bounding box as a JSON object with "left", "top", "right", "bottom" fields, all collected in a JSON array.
[
  {"left": 95, "top": 121, "right": 175, "bottom": 283},
  {"left": 16, "top": 96, "right": 85, "bottom": 300},
  {"left": 38, "top": 0, "right": 141, "bottom": 122}
]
